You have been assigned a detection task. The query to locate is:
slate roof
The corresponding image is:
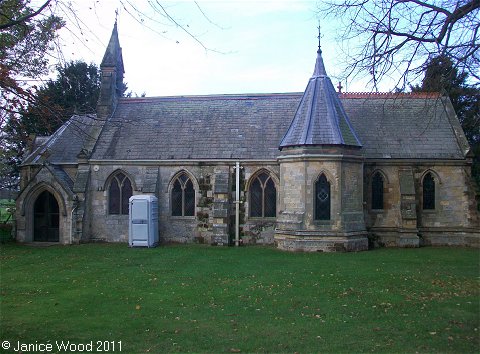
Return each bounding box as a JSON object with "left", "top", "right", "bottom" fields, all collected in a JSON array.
[
  {"left": 279, "top": 48, "right": 361, "bottom": 148},
  {"left": 47, "top": 164, "right": 74, "bottom": 192},
  {"left": 91, "top": 94, "right": 298, "bottom": 160},
  {"left": 341, "top": 93, "right": 468, "bottom": 159},
  {"left": 87, "top": 92, "right": 467, "bottom": 161},
  {"left": 24, "top": 93, "right": 468, "bottom": 164},
  {"left": 22, "top": 115, "right": 105, "bottom": 164}
]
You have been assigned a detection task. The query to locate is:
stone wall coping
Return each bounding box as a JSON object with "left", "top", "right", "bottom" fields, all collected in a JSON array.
[
  {"left": 277, "top": 153, "right": 364, "bottom": 162},
  {"left": 22, "top": 157, "right": 468, "bottom": 168},
  {"left": 87, "top": 159, "right": 278, "bottom": 166},
  {"left": 364, "top": 159, "right": 468, "bottom": 165}
]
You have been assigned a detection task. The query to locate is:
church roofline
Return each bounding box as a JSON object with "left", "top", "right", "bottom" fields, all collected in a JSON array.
[
  {"left": 117, "top": 92, "right": 304, "bottom": 103},
  {"left": 116, "top": 91, "right": 444, "bottom": 103}
]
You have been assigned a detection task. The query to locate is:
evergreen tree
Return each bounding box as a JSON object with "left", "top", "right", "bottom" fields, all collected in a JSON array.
[
  {"left": 413, "top": 55, "right": 479, "bottom": 200},
  {"left": 22, "top": 61, "right": 101, "bottom": 135},
  {"left": 3, "top": 61, "right": 101, "bottom": 188}
]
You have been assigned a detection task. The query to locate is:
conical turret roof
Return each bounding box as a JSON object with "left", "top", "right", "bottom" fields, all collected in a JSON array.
[{"left": 279, "top": 45, "right": 361, "bottom": 149}]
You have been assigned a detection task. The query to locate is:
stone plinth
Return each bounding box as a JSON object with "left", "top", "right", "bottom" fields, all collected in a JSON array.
[
  {"left": 275, "top": 146, "right": 368, "bottom": 252},
  {"left": 275, "top": 230, "right": 368, "bottom": 252}
]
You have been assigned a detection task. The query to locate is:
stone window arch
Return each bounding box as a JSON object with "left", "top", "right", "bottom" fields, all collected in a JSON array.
[
  {"left": 33, "top": 190, "right": 60, "bottom": 242},
  {"left": 422, "top": 172, "right": 436, "bottom": 210},
  {"left": 171, "top": 172, "right": 196, "bottom": 217},
  {"left": 249, "top": 171, "right": 277, "bottom": 218},
  {"left": 371, "top": 171, "right": 385, "bottom": 210},
  {"left": 315, "top": 173, "right": 331, "bottom": 220},
  {"left": 107, "top": 171, "right": 133, "bottom": 215}
]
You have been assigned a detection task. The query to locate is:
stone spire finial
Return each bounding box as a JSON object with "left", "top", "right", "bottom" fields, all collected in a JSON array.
[{"left": 312, "top": 25, "right": 327, "bottom": 78}]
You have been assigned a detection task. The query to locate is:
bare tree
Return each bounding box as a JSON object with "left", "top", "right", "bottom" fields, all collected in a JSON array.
[
  {"left": 1, "top": 0, "right": 221, "bottom": 190},
  {"left": 0, "top": 0, "right": 221, "bottom": 117},
  {"left": 318, "top": 0, "right": 480, "bottom": 90}
]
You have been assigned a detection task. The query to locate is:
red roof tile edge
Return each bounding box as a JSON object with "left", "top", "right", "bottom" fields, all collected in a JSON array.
[{"left": 339, "top": 92, "right": 442, "bottom": 98}]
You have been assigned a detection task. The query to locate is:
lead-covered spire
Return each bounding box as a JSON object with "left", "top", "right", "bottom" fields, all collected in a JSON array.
[{"left": 279, "top": 32, "right": 361, "bottom": 149}]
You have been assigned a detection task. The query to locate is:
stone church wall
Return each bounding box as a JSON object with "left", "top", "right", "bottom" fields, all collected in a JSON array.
[
  {"left": 157, "top": 165, "right": 216, "bottom": 244},
  {"left": 16, "top": 159, "right": 478, "bottom": 248},
  {"left": 85, "top": 162, "right": 281, "bottom": 245},
  {"left": 88, "top": 164, "right": 139, "bottom": 242},
  {"left": 364, "top": 162, "right": 479, "bottom": 247},
  {"left": 364, "top": 164, "right": 402, "bottom": 229},
  {"left": 414, "top": 163, "right": 479, "bottom": 247},
  {"left": 241, "top": 164, "right": 280, "bottom": 245}
]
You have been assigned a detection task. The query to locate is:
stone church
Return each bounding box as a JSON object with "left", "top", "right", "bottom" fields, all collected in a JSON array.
[{"left": 15, "top": 23, "right": 479, "bottom": 251}]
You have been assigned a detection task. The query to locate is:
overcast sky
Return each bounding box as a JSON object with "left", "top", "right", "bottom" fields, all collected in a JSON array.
[{"left": 58, "top": 0, "right": 382, "bottom": 96}]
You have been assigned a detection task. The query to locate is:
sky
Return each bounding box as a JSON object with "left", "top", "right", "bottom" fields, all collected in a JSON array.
[{"left": 56, "top": 0, "right": 382, "bottom": 97}]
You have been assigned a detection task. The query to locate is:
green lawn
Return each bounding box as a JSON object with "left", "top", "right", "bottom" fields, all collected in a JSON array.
[
  {"left": 0, "top": 244, "right": 478, "bottom": 353},
  {"left": 0, "top": 200, "right": 14, "bottom": 243},
  {"left": 0, "top": 199, "right": 14, "bottom": 223}
]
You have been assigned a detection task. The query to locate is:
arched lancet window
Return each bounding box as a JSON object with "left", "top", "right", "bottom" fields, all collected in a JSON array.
[
  {"left": 172, "top": 173, "right": 195, "bottom": 216},
  {"left": 423, "top": 172, "right": 435, "bottom": 210},
  {"left": 250, "top": 172, "right": 276, "bottom": 218},
  {"left": 372, "top": 172, "right": 384, "bottom": 210},
  {"left": 315, "top": 174, "right": 331, "bottom": 220},
  {"left": 108, "top": 172, "right": 133, "bottom": 215}
]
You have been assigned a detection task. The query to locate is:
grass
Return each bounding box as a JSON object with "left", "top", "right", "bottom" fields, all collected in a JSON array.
[
  {"left": 0, "top": 199, "right": 14, "bottom": 223},
  {"left": 0, "top": 200, "right": 14, "bottom": 243},
  {"left": 0, "top": 244, "right": 478, "bottom": 353}
]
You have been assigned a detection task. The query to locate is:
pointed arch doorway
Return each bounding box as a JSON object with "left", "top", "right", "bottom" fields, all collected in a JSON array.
[{"left": 33, "top": 191, "right": 60, "bottom": 242}]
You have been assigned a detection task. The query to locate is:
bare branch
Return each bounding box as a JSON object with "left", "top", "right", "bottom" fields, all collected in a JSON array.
[
  {"left": 0, "top": 0, "right": 51, "bottom": 30},
  {"left": 320, "top": 0, "right": 480, "bottom": 89}
]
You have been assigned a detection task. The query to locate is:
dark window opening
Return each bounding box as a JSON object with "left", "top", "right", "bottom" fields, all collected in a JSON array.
[
  {"left": 423, "top": 173, "right": 435, "bottom": 210},
  {"left": 249, "top": 172, "right": 276, "bottom": 218},
  {"left": 108, "top": 172, "right": 133, "bottom": 215},
  {"left": 171, "top": 173, "right": 195, "bottom": 216},
  {"left": 315, "top": 174, "right": 331, "bottom": 220},
  {"left": 372, "top": 172, "right": 384, "bottom": 210}
]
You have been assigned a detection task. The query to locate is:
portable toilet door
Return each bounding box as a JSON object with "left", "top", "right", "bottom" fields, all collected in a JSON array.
[{"left": 129, "top": 195, "right": 158, "bottom": 247}]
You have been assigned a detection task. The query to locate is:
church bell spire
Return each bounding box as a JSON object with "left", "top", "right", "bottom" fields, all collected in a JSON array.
[{"left": 97, "top": 20, "right": 125, "bottom": 118}]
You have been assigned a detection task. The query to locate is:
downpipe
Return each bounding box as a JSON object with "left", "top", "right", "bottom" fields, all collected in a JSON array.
[
  {"left": 70, "top": 196, "right": 79, "bottom": 244},
  {"left": 234, "top": 162, "right": 241, "bottom": 247}
]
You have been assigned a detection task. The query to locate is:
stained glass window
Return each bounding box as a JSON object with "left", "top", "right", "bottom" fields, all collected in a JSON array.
[{"left": 315, "top": 174, "right": 331, "bottom": 220}]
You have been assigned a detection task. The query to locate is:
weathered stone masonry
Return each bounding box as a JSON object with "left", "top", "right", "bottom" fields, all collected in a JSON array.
[{"left": 15, "top": 23, "right": 479, "bottom": 251}]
